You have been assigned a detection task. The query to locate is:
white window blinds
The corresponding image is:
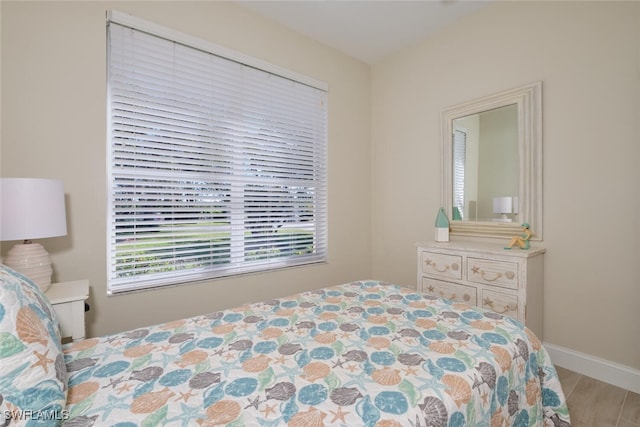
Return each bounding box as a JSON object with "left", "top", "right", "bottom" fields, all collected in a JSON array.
[
  {"left": 107, "top": 12, "right": 328, "bottom": 294},
  {"left": 452, "top": 130, "right": 466, "bottom": 221}
]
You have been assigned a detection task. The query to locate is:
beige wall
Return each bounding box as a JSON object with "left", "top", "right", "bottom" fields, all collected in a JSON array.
[
  {"left": 0, "top": 1, "right": 372, "bottom": 337},
  {"left": 371, "top": 1, "right": 640, "bottom": 369}
]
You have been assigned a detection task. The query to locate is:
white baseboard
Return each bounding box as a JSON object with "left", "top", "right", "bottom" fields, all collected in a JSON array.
[{"left": 544, "top": 342, "right": 640, "bottom": 394}]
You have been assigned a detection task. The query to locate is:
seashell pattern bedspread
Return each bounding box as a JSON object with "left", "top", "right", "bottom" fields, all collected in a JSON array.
[{"left": 62, "top": 280, "right": 570, "bottom": 426}]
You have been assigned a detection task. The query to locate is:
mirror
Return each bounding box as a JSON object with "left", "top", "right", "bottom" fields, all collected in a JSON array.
[
  {"left": 452, "top": 104, "right": 519, "bottom": 222},
  {"left": 441, "top": 82, "right": 542, "bottom": 239}
]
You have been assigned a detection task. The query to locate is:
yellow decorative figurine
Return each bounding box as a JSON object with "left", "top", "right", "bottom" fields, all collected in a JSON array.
[{"left": 505, "top": 223, "right": 531, "bottom": 250}]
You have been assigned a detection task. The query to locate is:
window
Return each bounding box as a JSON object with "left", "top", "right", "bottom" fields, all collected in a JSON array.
[
  {"left": 452, "top": 129, "right": 466, "bottom": 220},
  {"left": 106, "top": 12, "right": 328, "bottom": 294}
]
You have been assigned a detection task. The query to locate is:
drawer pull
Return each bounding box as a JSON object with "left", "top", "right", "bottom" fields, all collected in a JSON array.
[
  {"left": 471, "top": 265, "right": 515, "bottom": 283},
  {"left": 425, "top": 259, "right": 459, "bottom": 273},
  {"left": 480, "top": 271, "right": 502, "bottom": 282},
  {"left": 483, "top": 297, "right": 517, "bottom": 314},
  {"left": 436, "top": 291, "right": 470, "bottom": 302}
]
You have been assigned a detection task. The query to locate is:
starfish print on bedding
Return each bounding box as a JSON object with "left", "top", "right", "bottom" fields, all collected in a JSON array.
[
  {"left": 217, "top": 358, "right": 238, "bottom": 377},
  {"left": 332, "top": 359, "right": 345, "bottom": 369},
  {"left": 345, "top": 363, "right": 358, "bottom": 373},
  {"left": 412, "top": 372, "right": 448, "bottom": 396},
  {"left": 481, "top": 390, "right": 489, "bottom": 406},
  {"left": 343, "top": 371, "right": 369, "bottom": 390},
  {"left": 93, "top": 393, "right": 131, "bottom": 421},
  {"left": 165, "top": 402, "right": 203, "bottom": 427},
  {"left": 102, "top": 376, "right": 125, "bottom": 389},
  {"left": 261, "top": 403, "right": 277, "bottom": 418},
  {"left": 245, "top": 396, "right": 261, "bottom": 410},
  {"left": 116, "top": 382, "right": 133, "bottom": 394},
  {"left": 403, "top": 366, "right": 418, "bottom": 376},
  {"left": 176, "top": 390, "right": 196, "bottom": 402},
  {"left": 279, "top": 363, "right": 302, "bottom": 383},
  {"left": 31, "top": 349, "right": 53, "bottom": 373},
  {"left": 329, "top": 406, "right": 349, "bottom": 423}
]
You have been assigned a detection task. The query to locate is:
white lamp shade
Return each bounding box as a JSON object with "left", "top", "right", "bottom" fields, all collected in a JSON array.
[
  {"left": 1, "top": 178, "right": 67, "bottom": 292},
  {"left": 1, "top": 178, "right": 67, "bottom": 241},
  {"left": 493, "top": 196, "right": 513, "bottom": 215}
]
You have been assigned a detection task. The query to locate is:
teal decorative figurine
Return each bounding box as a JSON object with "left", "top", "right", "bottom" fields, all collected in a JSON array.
[{"left": 435, "top": 207, "right": 450, "bottom": 242}]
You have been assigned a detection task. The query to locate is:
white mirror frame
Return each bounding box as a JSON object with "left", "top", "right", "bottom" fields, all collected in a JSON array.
[{"left": 441, "top": 81, "right": 542, "bottom": 240}]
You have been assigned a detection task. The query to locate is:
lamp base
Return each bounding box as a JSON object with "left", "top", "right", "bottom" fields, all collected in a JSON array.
[
  {"left": 3, "top": 242, "right": 53, "bottom": 292},
  {"left": 493, "top": 213, "right": 513, "bottom": 223}
]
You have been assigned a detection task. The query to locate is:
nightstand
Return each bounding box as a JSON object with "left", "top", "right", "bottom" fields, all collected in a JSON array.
[{"left": 45, "top": 280, "right": 89, "bottom": 342}]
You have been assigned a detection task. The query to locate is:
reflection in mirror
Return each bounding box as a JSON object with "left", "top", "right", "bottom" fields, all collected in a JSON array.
[
  {"left": 452, "top": 104, "right": 518, "bottom": 222},
  {"left": 441, "top": 82, "right": 542, "bottom": 240}
]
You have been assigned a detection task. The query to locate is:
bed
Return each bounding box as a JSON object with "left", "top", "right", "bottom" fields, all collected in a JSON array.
[{"left": 0, "top": 265, "right": 571, "bottom": 426}]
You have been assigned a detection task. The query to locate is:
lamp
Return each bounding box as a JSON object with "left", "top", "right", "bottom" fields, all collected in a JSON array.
[
  {"left": 0, "top": 178, "right": 67, "bottom": 292},
  {"left": 492, "top": 196, "right": 514, "bottom": 222}
]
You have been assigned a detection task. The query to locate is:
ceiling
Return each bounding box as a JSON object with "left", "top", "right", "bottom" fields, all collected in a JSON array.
[{"left": 237, "top": 1, "right": 491, "bottom": 64}]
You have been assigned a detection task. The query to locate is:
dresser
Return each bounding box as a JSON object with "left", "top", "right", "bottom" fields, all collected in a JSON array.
[{"left": 417, "top": 241, "right": 545, "bottom": 338}]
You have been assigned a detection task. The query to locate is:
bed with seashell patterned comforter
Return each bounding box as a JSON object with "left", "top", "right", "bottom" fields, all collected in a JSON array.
[{"left": 61, "top": 280, "right": 570, "bottom": 426}]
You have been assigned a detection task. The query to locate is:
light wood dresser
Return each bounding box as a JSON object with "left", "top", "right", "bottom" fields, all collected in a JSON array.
[{"left": 417, "top": 240, "right": 545, "bottom": 338}]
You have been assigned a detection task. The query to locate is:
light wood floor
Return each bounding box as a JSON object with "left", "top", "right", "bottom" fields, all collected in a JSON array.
[{"left": 556, "top": 366, "right": 640, "bottom": 426}]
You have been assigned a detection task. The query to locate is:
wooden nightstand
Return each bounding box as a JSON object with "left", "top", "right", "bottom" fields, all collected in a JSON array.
[{"left": 45, "top": 280, "right": 89, "bottom": 342}]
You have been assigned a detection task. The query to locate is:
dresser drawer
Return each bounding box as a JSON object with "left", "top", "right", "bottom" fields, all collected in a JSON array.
[
  {"left": 420, "top": 251, "right": 463, "bottom": 280},
  {"left": 467, "top": 257, "right": 518, "bottom": 289},
  {"left": 481, "top": 288, "right": 518, "bottom": 319},
  {"left": 421, "top": 278, "right": 477, "bottom": 305}
]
